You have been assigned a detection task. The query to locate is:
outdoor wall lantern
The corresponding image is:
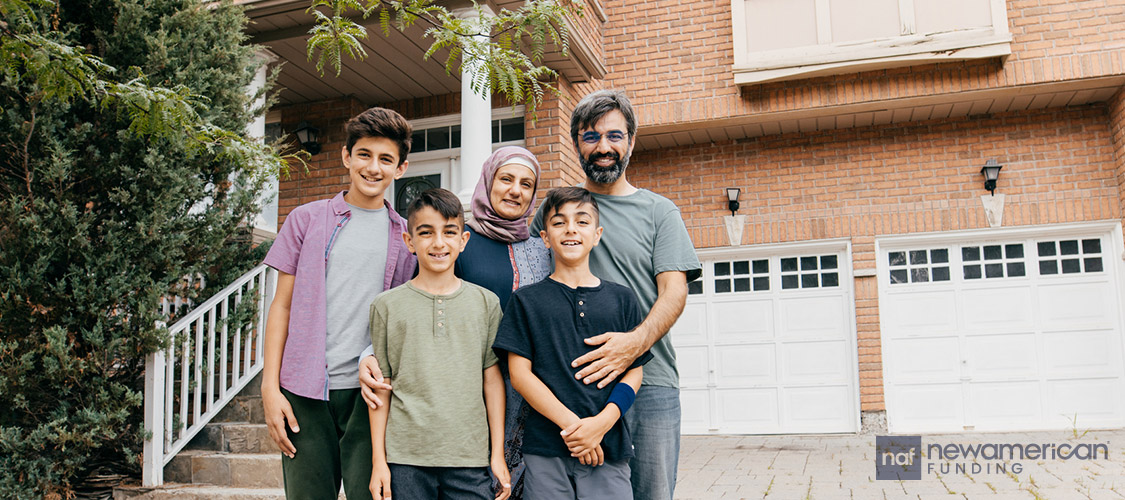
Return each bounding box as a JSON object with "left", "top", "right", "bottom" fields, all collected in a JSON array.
[
  {"left": 294, "top": 121, "right": 321, "bottom": 155},
  {"left": 981, "top": 159, "right": 1003, "bottom": 195},
  {"left": 726, "top": 187, "right": 741, "bottom": 216}
]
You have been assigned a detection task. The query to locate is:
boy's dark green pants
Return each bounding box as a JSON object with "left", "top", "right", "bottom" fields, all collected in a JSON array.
[{"left": 281, "top": 388, "right": 372, "bottom": 500}]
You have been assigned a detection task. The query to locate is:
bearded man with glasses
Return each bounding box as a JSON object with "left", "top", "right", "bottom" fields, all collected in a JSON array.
[{"left": 532, "top": 90, "right": 702, "bottom": 500}]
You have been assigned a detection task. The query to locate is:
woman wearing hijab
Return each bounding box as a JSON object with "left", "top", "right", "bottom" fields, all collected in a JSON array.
[
  {"left": 457, "top": 146, "right": 550, "bottom": 499},
  {"left": 359, "top": 146, "right": 550, "bottom": 498},
  {"left": 457, "top": 146, "right": 552, "bottom": 307}
]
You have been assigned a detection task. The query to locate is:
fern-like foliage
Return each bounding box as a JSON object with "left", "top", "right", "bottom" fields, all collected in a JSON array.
[{"left": 305, "top": 0, "right": 580, "bottom": 114}]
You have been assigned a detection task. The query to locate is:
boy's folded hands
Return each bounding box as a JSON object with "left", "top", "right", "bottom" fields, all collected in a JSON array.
[
  {"left": 576, "top": 445, "right": 604, "bottom": 466},
  {"left": 560, "top": 410, "right": 618, "bottom": 466}
]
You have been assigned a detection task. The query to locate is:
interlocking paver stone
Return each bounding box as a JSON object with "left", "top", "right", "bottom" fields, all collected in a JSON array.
[{"left": 676, "top": 429, "right": 1125, "bottom": 499}]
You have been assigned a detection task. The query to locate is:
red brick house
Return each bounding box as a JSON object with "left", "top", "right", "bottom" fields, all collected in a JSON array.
[{"left": 248, "top": 0, "right": 1125, "bottom": 435}]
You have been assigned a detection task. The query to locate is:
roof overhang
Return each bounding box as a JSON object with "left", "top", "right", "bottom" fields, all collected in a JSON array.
[{"left": 240, "top": 0, "right": 604, "bottom": 106}]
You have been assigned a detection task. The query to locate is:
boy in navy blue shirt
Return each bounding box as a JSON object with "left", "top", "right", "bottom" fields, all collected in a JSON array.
[{"left": 492, "top": 187, "right": 651, "bottom": 499}]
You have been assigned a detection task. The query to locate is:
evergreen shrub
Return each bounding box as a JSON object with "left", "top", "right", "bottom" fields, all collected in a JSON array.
[{"left": 0, "top": 0, "right": 278, "bottom": 496}]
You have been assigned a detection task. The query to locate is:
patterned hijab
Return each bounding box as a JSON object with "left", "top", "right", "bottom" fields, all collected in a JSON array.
[{"left": 467, "top": 146, "right": 541, "bottom": 243}]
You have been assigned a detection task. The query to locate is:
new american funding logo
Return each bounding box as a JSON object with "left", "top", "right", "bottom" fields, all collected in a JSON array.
[{"left": 875, "top": 436, "right": 1110, "bottom": 480}]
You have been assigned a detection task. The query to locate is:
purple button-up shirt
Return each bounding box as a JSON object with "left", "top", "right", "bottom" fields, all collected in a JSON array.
[{"left": 263, "top": 191, "right": 416, "bottom": 400}]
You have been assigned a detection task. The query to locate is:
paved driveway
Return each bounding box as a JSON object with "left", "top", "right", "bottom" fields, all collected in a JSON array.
[{"left": 675, "top": 429, "right": 1125, "bottom": 499}]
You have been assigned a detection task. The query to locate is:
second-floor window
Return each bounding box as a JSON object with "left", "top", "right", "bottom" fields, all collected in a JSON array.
[{"left": 732, "top": 0, "right": 1010, "bottom": 85}]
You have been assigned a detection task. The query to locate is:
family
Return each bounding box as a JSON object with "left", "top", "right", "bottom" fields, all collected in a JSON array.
[{"left": 260, "top": 90, "right": 702, "bottom": 500}]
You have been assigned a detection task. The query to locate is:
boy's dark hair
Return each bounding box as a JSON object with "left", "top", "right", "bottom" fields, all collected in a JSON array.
[
  {"left": 345, "top": 107, "right": 412, "bottom": 164},
  {"left": 570, "top": 90, "right": 637, "bottom": 150},
  {"left": 540, "top": 186, "right": 600, "bottom": 224},
  {"left": 407, "top": 188, "right": 465, "bottom": 232}
]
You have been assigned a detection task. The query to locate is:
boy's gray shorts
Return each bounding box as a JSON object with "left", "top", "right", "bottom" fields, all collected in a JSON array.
[{"left": 523, "top": 454, "right": 633, "bottom": 500}]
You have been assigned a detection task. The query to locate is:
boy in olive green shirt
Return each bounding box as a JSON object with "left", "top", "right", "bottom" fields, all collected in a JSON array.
[{"left": 368, "top": 188, "right": 511, "bottom": 500}]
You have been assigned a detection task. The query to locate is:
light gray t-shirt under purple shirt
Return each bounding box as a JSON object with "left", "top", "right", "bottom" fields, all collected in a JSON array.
[{"left": 325, "top": 203, "right": 389, "bottom": 389}]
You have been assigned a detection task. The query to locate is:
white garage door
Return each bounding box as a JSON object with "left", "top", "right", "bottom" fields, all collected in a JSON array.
[
  {"left": 671, "top": 242, "right": 859, "bottom": 434},
  {"left": 879, "top": 223, "right": 1125, "bottom": 433}
]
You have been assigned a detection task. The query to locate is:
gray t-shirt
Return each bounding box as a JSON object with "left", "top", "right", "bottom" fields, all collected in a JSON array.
[
  {"left": 534, "top": 188, "right": 701, "bottom": 388},
  {"left": 325, "top": 203, "right": 389, "bottom": 389}
]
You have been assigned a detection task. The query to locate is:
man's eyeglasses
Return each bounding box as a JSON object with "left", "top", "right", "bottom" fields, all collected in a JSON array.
[{"left": 581, "top": 131, "right": 627, "bottom": 144}]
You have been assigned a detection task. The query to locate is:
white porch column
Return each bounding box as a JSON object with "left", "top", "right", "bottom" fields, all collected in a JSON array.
[
  {"left": 453, "top": 6, "right": 494, "bottom": 205},
  {"left": 249, "top": 49, "right": 279, "bottom": 236}
]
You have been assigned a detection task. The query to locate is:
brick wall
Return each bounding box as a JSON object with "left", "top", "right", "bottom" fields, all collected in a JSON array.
[
  {"left": 1111, "top": 88, "right": 1125, "bottom": 226},
  {"left": 598, "top": 0, "right": 1125, "bottom": 129},
  {"left": 626, "top": 104, "right": 1118, "bottom": 410},
  {"left": 276, "top": 97, "right": 368, "bottom": 224},
  {"left": 527, "top": 77, "right": 606, "bottom": 195}
]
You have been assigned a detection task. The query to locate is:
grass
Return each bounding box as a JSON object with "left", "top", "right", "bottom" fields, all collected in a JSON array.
[
  {"left": 1068, "top": 413, "right": 1091, "bottom": 439},
  {"left": 1005, "top": 468, "right": 1020, "bottom": 483}
]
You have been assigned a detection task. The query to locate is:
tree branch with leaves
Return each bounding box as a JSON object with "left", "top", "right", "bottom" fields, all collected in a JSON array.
[{"left": 305, "top": 0, "right": 579, "bottom": 113}]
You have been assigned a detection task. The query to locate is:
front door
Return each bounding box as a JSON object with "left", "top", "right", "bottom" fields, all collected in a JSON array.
[{"left": 389, "top": 158, "right": 450, "bottom": 214}]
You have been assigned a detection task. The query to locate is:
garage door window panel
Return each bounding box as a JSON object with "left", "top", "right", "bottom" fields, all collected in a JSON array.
[
  {"left": 888, "top": 248, "right": 949, "bottom": 284},
  {"left": 782, "top": 254, "right": 839, "bottom": 289},
  {"left": 688, "top": 280, "right": 703, "bottom": 295},
  {"left": 713, "top": 259, "right": 768, "bottom": 294},
  {"left": 962, "top": 243, "right": 1025, "bottom": 280},
  {"left": 1038, "top": 239, "right": 1103, "bottom": 275}
]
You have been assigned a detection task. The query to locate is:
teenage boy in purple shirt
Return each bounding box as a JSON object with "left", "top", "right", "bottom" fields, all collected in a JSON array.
[{"left": 260, "top": 107, "right": 417, "bottom": 500}]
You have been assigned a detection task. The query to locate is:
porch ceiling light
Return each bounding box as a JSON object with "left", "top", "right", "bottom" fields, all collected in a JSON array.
[
  {"left": 726, "top": 187, "right": 741, "bottom": 216},
  {"left": 981, "top": 159, "right": 1002, "bottom": 195},
  {"left": 294, "top": 121, "right": 321, "bottom": 156}
]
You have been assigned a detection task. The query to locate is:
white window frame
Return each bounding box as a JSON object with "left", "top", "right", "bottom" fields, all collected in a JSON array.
[
  {"left": 731, "top": 0, "right": 1011, "bottom": 85},
  {"left": 406, "top": 106, "right": 527, "bottom": 161},
  {"left": 392, "top": 107, "right": 526, "bottom": 208}
]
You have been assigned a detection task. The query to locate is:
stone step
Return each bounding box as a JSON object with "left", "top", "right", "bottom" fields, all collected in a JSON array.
[
  {"left": 211, "top": 373, "right": 264, "bottom": 424},
  {"left": 213, "top": 394, "right": 265, "bottom": 424},
  {"left": 237, "top": 373, "right": 262, "bottom": 397},
  {"left": 114, "top": 484, "right": 349, "bottom": 500},
  {"left": 165, "top": 452, "right": 281, "bottom": 489},
  {"left": 186, "top": 422, "right": 275, "bottom": 454},
  {"left": 115, "top": 484, "right": 284, "bottom": 500}
]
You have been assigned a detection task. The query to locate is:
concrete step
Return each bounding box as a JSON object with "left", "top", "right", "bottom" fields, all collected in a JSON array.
[
  {"left": 115, "top": 484, "right": 284, "bottom": 500},
  {"left": 186, "top": 423, "right": 275, "bottom": 454},
  {"left": 165, "top": 452, "right": 281, "bottom": 488}
]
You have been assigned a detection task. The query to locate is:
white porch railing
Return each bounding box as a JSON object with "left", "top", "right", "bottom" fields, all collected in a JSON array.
[{"left": 142, "top": 264, "right": 277, "bottom": 487}]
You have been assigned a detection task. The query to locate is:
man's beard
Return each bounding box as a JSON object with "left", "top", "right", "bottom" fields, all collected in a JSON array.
[{"left": 581, "top": 151, "right": 629, "bottom": 184}]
